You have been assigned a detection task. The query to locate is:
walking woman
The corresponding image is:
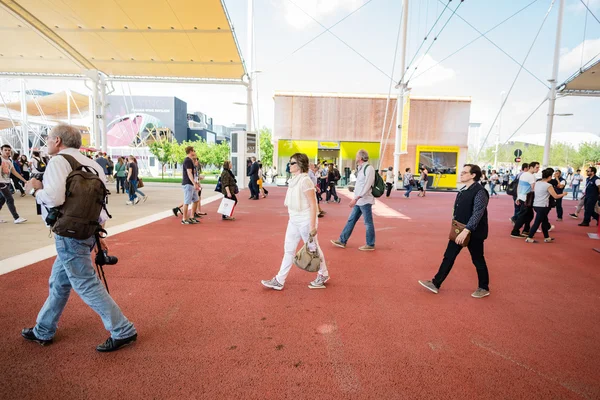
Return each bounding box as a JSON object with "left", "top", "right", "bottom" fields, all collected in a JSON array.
[
  {"left": 11, "top": 153, "right": 25, "bottom": 196},
  {"left": 326, "top": 164, "right": 340, "bottom": 203},
  {"left": 489, "top": 170, "right": 499, "bottom": 197},
  {"left": 526, "top": 168, "right": 567, "bottom": 243},
  {"left": 220, "top": 160, "right": 238, "bottom": 221},
  {"left": 114, "top": 157, "right": 127, "bottom": 194},
  {"left": 418, "top": 167, "right": 428, "bottom": 197},
  {"left": 261, "top": 153, "right": 330, "bottom": 290},
  {"left": 403, "top": 168, "right": 414, "bottom": 198},
  {"left": 258, "top": 162, "right": 269, "bottom": 198},
  {"left": 19, "top": 155, "right": 30, "bottom": 181},
  {"left": 385, "top": 166, "right": 394, "bottom": 197},
  {"left": 128, "top": 156, "right": 147, "bottom": 202}
]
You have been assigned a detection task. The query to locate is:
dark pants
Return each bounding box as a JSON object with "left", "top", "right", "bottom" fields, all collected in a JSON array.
[
  {"left": 128, "top": 180, "right": 138, "bottom": 202},
  {"left": 555, "top": 198, "right": 563, "bottom": 219},
  {"left": 319, "top": 179, "right": 327, "bottom": 199},
  {"left": 529, "top": 207, "right": 551, "bottom": 239},
  {"left": 432, "top": 239, "right": 489, "bottom": 291},
  {"left": 511, "top": 195, "right": 519, "bottom": 222},
  {"left": 385, "top": 182, "right": 393, "bottom": 197},
  {"left": 22, "top": 171, "right": 30, "bottom": 181},
  {"left": 326, "top": 184, "right": 338, "bottom": 202},
  {"left": 511, "top": 202, "right": 534, "bottom": 235},
  {"left": 583, "top": 197, "right": 600, "bottom": 224},
  {"left": 116, "top": 177, "right": 126, "bottom": 193},
  {"left": 249, "top": 178, "right": 259, "bottom": 199},
  {"left": 11, "top": 176, "right": 24, "bottom": 195},
  {"left": 0, "top": 183, "right": 19, "bottom": 219}
]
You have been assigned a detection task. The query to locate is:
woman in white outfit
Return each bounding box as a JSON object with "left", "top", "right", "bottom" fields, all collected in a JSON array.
[{"left": 261, "top": 153, "right": 330, "bottom": 290}]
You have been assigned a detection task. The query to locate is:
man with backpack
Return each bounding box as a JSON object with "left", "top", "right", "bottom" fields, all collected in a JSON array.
[
  {"left": 508, "top": 163, "right": 529, "bottom": 224},
  {"left": 23, "top": 124, "right": 137, "bottom": 352},
  {"left": 331, "top": 149, "right": 377, "bottom": 251}
]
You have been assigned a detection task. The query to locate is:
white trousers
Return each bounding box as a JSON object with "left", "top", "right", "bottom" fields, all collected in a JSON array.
[{"left": 276, "top": 213, "right": 328, "bottom": 285}]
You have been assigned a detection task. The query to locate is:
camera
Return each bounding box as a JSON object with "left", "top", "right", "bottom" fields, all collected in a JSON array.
[
  {"left": 45, "top": 207, "right": 59, "bottom": 226},
  {"left": 95, "top": 249, "right": 118, "bottom": 266}
]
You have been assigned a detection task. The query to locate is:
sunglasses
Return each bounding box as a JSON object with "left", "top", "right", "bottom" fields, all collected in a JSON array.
[{"left": 289, "top": 161, "right": 297, "bottom": 166}]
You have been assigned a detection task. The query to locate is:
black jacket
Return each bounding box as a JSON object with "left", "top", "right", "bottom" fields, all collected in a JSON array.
[
  {"left": 453, "top": 182, "right": 489, "bottom": 241},
  {"left": 248, "top": 162, "right": 259, "bottom": 180}
]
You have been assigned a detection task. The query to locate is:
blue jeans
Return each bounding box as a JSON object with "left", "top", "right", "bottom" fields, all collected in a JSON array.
[
  {"left": 490, "top": 183, "right": 497, "bottom": 196},
  {"left": 34, "top": 235, "right": 136, "bottom": 341},
  {"left": 404, "top": 185, "right": 413, "bottom": 197},
  {"left": 128, "top": 179, "right": 138, "bottom": 202},
  {"left": 572, "top": 184, "right": 580, "bottom": 200},
  {"left": 339, "top": 204, "right": 375, "bottom": 246}
]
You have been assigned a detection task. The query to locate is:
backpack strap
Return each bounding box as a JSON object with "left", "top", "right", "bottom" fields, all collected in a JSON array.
[{"left": 57, "top": 154, "right": 82, "bottom": 172}]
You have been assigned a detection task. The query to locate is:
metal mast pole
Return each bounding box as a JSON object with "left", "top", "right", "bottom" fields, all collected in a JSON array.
[{"left": 394, "top": 0, "right": 409, "bottom": 189}]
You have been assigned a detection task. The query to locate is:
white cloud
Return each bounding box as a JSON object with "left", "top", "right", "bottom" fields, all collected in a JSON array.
[
  {"left": 559, "top": 37, "right": 600, "bottom": 72},
  {"left": 408, "top": 54, "right": 456, "bottom": 87},
  {"left": 281, "top": 0, "right": 366, "bottom": 29}
]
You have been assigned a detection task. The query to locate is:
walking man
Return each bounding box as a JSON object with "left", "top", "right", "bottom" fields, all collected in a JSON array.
[
  {"left": 418, "top": 164, "right": 490, "bottom": 298},
  {"left": 579, "top": 166, "right": 600, "bottom": 227},
  {"left": 248, "top": 156, "right": 259, "bottom": 200},
  {"left": 22, "top": 123, "right": 137, "bottom": 352},
  {"left": 571, "top": 169, "right": 583, "bottom": 200},
  {"left": 0, "top": 144, "right": 28, "bottom": 224},
  {"left": 511, "top": 161, "right": 540, "bottom": 238},
  {"left": 331, "top": 149, "right": 375, "bottom": 251},
  {"left": 181, "top": 146, "right": 200, "bottom": 224}
]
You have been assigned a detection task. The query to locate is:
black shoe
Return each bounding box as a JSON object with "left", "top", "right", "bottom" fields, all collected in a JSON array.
[
  {"left": 578, "top": 223, "right": 590, "bottom": 227},
  {"left": 21, "top": 328, "right": 53, "bottom": 346},
  {"left": 172, "top": 207, "right": 180, "bottom": 217},
  {"left": 96, "top": 333, "right": 137, "bottom": 352}
]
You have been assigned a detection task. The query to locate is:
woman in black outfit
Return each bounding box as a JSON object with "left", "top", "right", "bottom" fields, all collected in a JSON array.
[
  {"left": 220, "top": 160, "right": 238, "bottom": 221},
  {"left": 326, "top": 164, "right": 340, "bottom": 203}
]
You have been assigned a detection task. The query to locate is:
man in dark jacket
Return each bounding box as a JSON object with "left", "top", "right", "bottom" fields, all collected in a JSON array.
[
  {"left": 418, "top": 164, "right": 491, "bottom": 298},
  {"left": 247, "top": 156, "right": 259, "bottom": 200}
]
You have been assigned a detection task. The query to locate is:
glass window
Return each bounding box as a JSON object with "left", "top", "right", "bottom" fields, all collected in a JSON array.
[
  {"left": 418, "top": 152, "right": 457, "bottom": 175},
  {"left": 231, "top": 156, "right": 238, "bottom": 177},
  {"left": 149, "top": 156, "right": 155, "bottom": 167},
  {"left": 231, "top": 133, "right": 238, "bottom": 153}
]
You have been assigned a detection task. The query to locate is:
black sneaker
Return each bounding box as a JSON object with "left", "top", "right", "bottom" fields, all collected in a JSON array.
[
  {"left": 96, "top": 333, "right": 137, "bottom": 352},
  {"left": 193, "top": 213, "right": 203, "bottom": 218},
  {"left": 190, "top": 218, "right": 200, "bottom": 224},
  {"left": 569, "top": 213, "right": 578, "bottom": 219},
  {"left": 21, "top": 328, "right": 53, "bottom": 346},
  {"left": 578, "top": 223, "right": 590, "bottom": 227},
  {"left": 172, "top": 207, "right": 180, "bottom": 217}
]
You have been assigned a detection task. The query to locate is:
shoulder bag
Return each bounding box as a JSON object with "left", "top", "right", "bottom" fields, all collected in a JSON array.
[
  {"left": 293, "top": 234, "right": 321, "bottom": 272},
  {"left": 449, "top": 220, "right": 471, "bottom": 247}
]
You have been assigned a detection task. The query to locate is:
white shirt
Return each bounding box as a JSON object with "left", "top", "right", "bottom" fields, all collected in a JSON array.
[
  {"left": 35, "top": 148, "right": 109, "bottom": 225},
  {"left": 517, "top": 171, "right": 536, "bottom": 202},
  {"left": 284, "top": 173, "right": 315, "bottom": 216},
  {"left": 354, "top": 163, "right": 375, "bottom": 206},
  {"left": 385, "top": 170, "right": 394, "bottom": 184},
  {"left": 533, "top": 181, "right": 552, "bottom": 208},
  {"left": 0, "top": 157, "right": 14, "bottom": 184}
]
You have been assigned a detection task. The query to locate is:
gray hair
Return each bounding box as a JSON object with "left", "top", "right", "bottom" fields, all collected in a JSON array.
[
  {"left": 357, "top": 149, "right": 369, "bottom": 162},
  {"left": 51, "top": 123, "right": 82, "bottom": 149}
]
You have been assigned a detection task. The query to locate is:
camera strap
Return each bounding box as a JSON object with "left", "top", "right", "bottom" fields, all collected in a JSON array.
[{"left": 94, "top": 229, "right": 110, "bottom": 294}]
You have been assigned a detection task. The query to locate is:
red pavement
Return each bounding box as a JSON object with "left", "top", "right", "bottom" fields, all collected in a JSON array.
[{"left": 1, "top": 188, "right": 599, "bottom": 399}]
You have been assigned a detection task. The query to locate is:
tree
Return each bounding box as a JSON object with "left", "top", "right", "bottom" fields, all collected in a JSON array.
[
  {"left": 212, "top": 141, "right": 231, "bottom": 169},
  {"left": 149, "top": 140, "right": 175, "bottom": 179},
  {"left": 259, "top": 127, "right": 274, "bottom": 166}
]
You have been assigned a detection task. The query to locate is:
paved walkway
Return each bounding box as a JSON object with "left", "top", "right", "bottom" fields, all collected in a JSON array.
[{"left": 1, "top": 188, "right": 598, "bottom": 399}]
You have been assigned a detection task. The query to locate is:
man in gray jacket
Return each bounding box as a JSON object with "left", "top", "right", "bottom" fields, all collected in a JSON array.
[{"left": 331, "top": 149, "right": 376, "bottom": 251}]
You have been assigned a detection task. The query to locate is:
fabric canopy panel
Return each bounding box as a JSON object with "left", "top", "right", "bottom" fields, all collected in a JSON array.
[
  {"left": 559, "top": 59, "right": 600, "bottom": 96},
  {"left": 4, "top": 90, "right": 89, "bottom": 118},
  {"left": 0, "top": 0, "right": 245, "bottom": 80},
  {"left": 0, "top": 117, "right": 19, "bottom": 129}
]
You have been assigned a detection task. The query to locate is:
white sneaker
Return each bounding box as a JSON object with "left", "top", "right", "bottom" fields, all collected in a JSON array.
[
  {"left": 126, "top": 201, "right": 133, "bottom": 205},
  {"left": 14, "top": 217, "right": 27, "bottom": 224},
  {"left": 134, "top": 197, "right": 140, "bottom": 205},
  {"left": 261, "top": 277, "right": 283, "bottom": 291},
  {"left": 143, "top": 195, "right": 148, "bottom": 203}
]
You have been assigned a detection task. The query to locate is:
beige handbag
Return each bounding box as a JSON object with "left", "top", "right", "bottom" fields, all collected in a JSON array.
[{"left": 294, "top": 234, "right": 321, "bottom": 272}]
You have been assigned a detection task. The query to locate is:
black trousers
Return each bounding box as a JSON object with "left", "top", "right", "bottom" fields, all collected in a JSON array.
[
  {"left": 249, "top": 178, "right": 259, "bottom": 198},
  {"left": 555, "top": 198, "right": 563, "bottom": 219},
  {"left": 385, "top": 182, "right": 393, "bottom": 197},
  {"left": 583, "top": 197, "right": 600, "bottom": 224},
  {"left": 529, "top": 206, "right": 551, "bottom": 239},
  {"left": 326, "top": 184, "right": 338, "bottom": 201},
  {"left": 0, "top": 183, "right": 19, "bottom": 219},
  {"left": 511, "top": 202, "right": 534, "bottom": 235},
  {"left": 11, "top": 176, "right": 24, "bottom": 194},
  {"left": 432, "top": 239, "right": 489, "bottom": 291}
]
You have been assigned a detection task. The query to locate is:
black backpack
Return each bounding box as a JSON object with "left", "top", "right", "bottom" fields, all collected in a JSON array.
[
  {"left": 51, "top": 154, "right": 111, "bottom": 240},
  {"left": 506, "top": 178, "right": 519, "bottom": 196},
  {"left": 35, "top": 157, "right": 47, "bottom": 173}
]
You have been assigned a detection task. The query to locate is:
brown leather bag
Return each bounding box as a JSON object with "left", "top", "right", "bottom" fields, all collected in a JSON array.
[
  {"left": 449, "top": 220, "right": 471, "bottom": 247},
  {"left": 137, "top": 177, "right": 144, "bottom": 188}
]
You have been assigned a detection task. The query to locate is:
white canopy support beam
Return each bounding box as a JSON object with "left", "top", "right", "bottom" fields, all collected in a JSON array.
[{"left": 19, "top": 79, "right": 29, "bottom": 156}]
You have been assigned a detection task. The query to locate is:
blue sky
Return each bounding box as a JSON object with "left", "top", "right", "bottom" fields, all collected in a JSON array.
[{"left": 3, "top": 0, "right": 599, "bottom": 153}]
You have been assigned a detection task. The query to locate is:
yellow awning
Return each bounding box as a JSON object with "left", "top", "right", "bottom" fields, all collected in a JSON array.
[
  {"left": 0, "top": 0, "right": 245, "bottom": 81},
  {"left": 4, "top": 90, "right": 89, "bottom": 118}
]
